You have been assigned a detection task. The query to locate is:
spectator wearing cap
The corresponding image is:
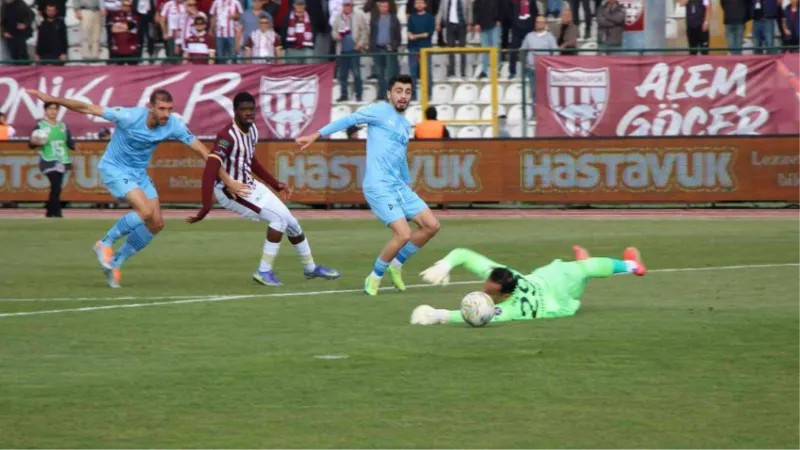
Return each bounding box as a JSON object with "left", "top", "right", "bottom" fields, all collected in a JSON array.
[
  {"left": 75, "top": 0, "right": 103, "bottom": 59},
  {"left": 415, "top": 106, "right": 451, "bottom": 139},
  {"left": 245, "top": 11, "right": 281, "bottom": 62},
  {"left": 109, "top": 0, "right": 142, "bottom": 63},
  {"left": 333, "top": 0, "right": 368, "bottom": 102},
  {"left": 210, "top": 0, "right": 242, "bottom": 62},
  {"left": 370, "top": 0, "right": 401, "bottom": 94},
  {"left": 35, "top": 3, "right": 68, "bottom": 64},
  {"left": 183, "top": 12, "right": 216, "bottom": 63},
  {"left": 1, "top": 0, "right": 35, "bottom": 61},
  {"left": 283, "top": 0, "right": 314, "bottom": 63}
]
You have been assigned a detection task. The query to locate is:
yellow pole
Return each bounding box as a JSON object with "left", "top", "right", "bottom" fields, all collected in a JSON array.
[
  {"left": 420, "top": 48, "right": 430, "bottom": 118},
  {"left": 489, "top": 47, "right": 498, "bottom": 138}
]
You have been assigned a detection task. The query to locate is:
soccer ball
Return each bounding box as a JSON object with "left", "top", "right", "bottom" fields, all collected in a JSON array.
[
  {"left": 460, "top": 291, "right": 496, "bottom": 327},
  {"left": 31, "top": 129, "right": 49, "bottom": 145}
]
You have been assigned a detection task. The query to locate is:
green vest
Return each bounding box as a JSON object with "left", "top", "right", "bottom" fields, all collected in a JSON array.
[{"left": 37, "top": 120, "right": 71, "bottom": 164}]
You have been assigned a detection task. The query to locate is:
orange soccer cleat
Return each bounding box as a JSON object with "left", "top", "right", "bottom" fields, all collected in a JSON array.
[
  {"left": 623, "top": 247, "right": 647, "bottom": 276},
  {"left": 572, "top": 245, "right": 591, "bottom": 261}
]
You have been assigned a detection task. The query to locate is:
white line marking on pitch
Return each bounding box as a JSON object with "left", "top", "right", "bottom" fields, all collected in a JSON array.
[{"left": 0, "top": 262, "right": 797, "bottom": 319}]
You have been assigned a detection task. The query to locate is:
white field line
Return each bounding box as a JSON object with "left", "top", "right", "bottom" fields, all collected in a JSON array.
[{"left": 0, "top": 262, "right": 797, "bottom": 319}]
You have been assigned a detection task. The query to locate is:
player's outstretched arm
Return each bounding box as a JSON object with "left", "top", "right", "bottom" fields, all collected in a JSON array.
[
  {"left": 296, "top": 104, "right": 383, "bottom": 149},
  {"left": 26, "top": 89, "right": 104, "bottom": 117},
  {"left": 420, "top": 248, "right": 504, "bottom": 285}
]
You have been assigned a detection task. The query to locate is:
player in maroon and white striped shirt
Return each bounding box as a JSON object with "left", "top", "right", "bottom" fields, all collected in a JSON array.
[
  {"left": 187, "top": 92, "right": 340, "bottom": 286},
  {"left": 209, "top": 0, "right": 241, "bottom": 61}
]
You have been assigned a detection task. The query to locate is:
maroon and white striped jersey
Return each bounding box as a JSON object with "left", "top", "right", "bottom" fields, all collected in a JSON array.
[
  {"left": 209, "top": 0, "right": 241, "bottom": 38},
  {"left": 210, "top": 122, "right": 259, "bottom": 184},
  {"left": 246, "top": 29, "right": 281, "bottom": 59}
]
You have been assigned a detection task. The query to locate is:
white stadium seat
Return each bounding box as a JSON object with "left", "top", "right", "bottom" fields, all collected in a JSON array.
[
  {"left": 455, "top": 104, "right": 480, "bottom": 121},
  {"left": 452, "top": 83, "right": 479, "bottom": 104},
  {"left": 68, "top": 47, "right": 83, "bottom": 61},
  {"left": 435, "top": 104, "right": 455, "bottom": 121},
  {"left": 332, "top": 84, "right": 341, "bottom": 101},
  {"left": 431, "top": 84, "right": 453, "bottom": 104},
  {"left": 68, "top": 25, "right": 82, "bottom": 46},
  {"left": 331, "top": 105, "right": 352, "bottom": 122},
  {"left": 457, "top": 126, "right": 483, "bottom": 138},
  {"left": 478, "top": 84, "right": 504, "bottom": 104},
  {"left": 481, "top": 104, "right": 506, "bottom": 121},
  {"left": 362, "top": 84, "right": 378, "bottom": 103},
  {"left": 482, "top": 126, "right": 494, "bottom": 138},
  {"left": 432, "top": 63, "right": 447, "bottom": 81},
  {"left": 404, "top": 104, "right": 422, "bottom": 125},
  {"left": 508, "top": 125, "right": 523, "bottom": 138},
  {"left": 503, "top": 83, "right": 523, "bottom": 104},
  {"left": 507, "top": 104, "right": 534, "bottom": 124}
]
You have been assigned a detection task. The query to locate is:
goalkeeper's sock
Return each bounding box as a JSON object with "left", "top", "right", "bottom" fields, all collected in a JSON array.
[
  {"left": 110, "top": 224, "right": 154, "bottom": 268},
  {"left": 391, "top": 242, "right": 420, "bottom": 269},
  {"left": 371, "top": 257, "right": 390, "bottom": 280},
  {"left": 259, "top": 240, "right": 281, "bottom": 272},
  {"left": 101, "top": 212, "right": 143, "bottom": 246}
]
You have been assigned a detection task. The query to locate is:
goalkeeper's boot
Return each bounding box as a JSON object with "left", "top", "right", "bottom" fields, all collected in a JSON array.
[
  {"left": 305, "top": 265, "right": 341, "bottom": 280},
  {"left": 93, "top": 241, "right": 113, "bottom": 271},
  {"left": 623, "top": 247, "right": 647, "bottom": 276},
  {"left": 572, "top": 245, "right": 591, "bottom": 261},
  {"left": 386, "top": 265, "right": 406, "bottom": 292},
  {"left": 253, "top": 270, "right": 283, "bottom": 287},
  {"left": 364, "top": 275, "right": 381, "bottom": 296}
]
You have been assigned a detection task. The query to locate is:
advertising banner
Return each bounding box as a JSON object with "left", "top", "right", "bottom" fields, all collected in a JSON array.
[
  {"left": 0, "top": 63, "right": 335, "bottom": 140},
  {"left": 536, "top": 54, "right": 800, "bottom": 137},
  {"left": 1, "top": 137, "right": 797, "bottom": 203}
]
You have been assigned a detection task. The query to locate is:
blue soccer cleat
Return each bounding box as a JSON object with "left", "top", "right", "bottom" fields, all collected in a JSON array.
[
  {"left": 253, "top": 270, "right": 282, "bottom": 286},
  {"left": 305, "top": 265, "right": 341, "bottom": 280}
]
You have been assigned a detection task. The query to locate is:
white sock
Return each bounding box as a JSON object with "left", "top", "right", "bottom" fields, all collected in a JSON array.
[
  {"left": 292, "top": 238, "right": 316, "bottom": 272},
  {"left": 259, "top": 240, "right": 281, "bottom": 272},
  {"left": 390, "top": 259, "right": 403, "bottom": 270},
  {"left": 624, "top": 260, "right": 638, "bottom": 273},
  {"left": 370, "top": 271, "right": 383, "bottom": 280}
]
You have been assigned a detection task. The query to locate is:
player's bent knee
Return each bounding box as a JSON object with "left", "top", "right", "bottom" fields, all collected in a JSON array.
[
  {"left": 426, "top": 219, "right": 441, "bottom": 235},
  {"left": 151, "top": 218, "right": 165, "bottom": 233}
]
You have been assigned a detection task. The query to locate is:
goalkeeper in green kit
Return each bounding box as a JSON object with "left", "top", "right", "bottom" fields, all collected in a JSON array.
[{"left": 411, "top": 246, "right": 647, "bottom": 325}]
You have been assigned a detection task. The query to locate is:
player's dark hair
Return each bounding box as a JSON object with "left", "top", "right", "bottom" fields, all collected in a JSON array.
[
  {"left": 388, "top": 74, "right": 413, "bottom": 91},
  {"left": 149, "top": 89, "right": 173, "bottom": 105},
  {"left": 43, "top": 102, "right": 57, "bottom": 110},
  {"left": 489, "top": 267, "right": 518, "bottom": 295},
  {"left": 233, "top": 92, "right": 256, "bottom": 110},
  {"left": 425, "top": 106, "right": 437, "bottom": 120}
]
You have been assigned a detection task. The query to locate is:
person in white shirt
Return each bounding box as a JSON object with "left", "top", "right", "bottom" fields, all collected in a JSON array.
[
  {"left": 210, "top": 0, "right": 242, "bottom": 62},
  {"left": 245, "top": 12, "right": 282, "bottom": 62},
  {"left": 159, "top": 0, "right": 186, "bottom": 58}
]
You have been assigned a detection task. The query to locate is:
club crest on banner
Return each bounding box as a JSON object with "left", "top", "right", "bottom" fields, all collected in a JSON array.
[
  {"left": 260, "top": 75, "right": 319, "bottom": 139},
  {"left": 621, "top": 0, "right": 645, "bottom": 30},
  {"left": 547, "top": 67, "right": 610, "bottom": 137}
]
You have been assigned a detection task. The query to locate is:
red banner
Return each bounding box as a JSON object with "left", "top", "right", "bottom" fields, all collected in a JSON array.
[
  {"left": 0, "top": 63, "right": 335, "bottom": 140},
  {"left": 622, "top": 0, "right": 645, "bottom": 32},
  {"left": 536, "top": 54, "right": 800, "bottom": 137}
]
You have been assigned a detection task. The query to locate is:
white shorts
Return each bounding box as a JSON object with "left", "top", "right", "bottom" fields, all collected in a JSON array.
[{"left": 214, "top": 181, "right": 303, "bottom": 236}]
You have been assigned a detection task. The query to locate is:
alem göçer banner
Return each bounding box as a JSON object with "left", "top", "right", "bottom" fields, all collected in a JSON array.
[
  {"left": 0, "top": 63, "right": 335, "bottom": 140},
  {"left": 536, "top": 54, "right": 800, "bottom": 137},
  {"left": 0, "top": 137, "right": 797, "bottom": 204}
]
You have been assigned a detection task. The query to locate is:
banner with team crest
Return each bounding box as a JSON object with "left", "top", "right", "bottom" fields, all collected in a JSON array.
[
  {"left": 0, "top": 63, "right": 335, "bottom": 140},
  {"left": 621, "top": 0, "right": 645, "bottom": 32},
  {"left": 535, "top": 54, "right": 800, "bottom": 137}
]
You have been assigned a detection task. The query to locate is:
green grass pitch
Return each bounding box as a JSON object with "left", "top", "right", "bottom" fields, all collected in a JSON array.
[{"left": 0, "top": 217, "right": 797, "bottom": 448}]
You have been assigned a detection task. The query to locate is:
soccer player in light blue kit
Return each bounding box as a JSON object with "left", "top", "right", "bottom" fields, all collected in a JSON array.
[
  {"left": 295, "top": 75, "right": 441, "bottom": 296},
  {"left": 26, "top": 89, "right": 248, "bottom": 288}
]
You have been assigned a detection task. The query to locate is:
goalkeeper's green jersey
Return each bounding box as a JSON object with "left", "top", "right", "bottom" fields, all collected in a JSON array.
[{"left": 443, "top": 248, "right": 584, "bottom": 323}]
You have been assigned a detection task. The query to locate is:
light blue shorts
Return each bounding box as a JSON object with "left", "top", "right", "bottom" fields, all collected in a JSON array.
[
  {"left": 99, "top": 165, "right": 158, "bottom": 200},
  {"left": 363, "top": 184, "right": 428, "bottom": 226}
]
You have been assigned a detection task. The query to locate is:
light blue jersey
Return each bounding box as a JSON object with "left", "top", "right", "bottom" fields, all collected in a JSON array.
[
  {"left": 98, "top": 106, "right": 195, "bottom": 200},
  {"left": 318, "top": 102, "right": 427, "bottom": 225},
  {"left": 318, "top": 102, "right": 412, "bottom": 190},
  {"left": 100, "top": 107, "right": 195, "bottom": 172}
]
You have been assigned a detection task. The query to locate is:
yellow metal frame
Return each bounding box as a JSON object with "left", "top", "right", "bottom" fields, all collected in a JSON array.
[{"left": 420, "top": 47, "right": 499, "bottom": 137}]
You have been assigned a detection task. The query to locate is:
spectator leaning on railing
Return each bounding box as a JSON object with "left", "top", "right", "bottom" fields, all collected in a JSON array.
[
  {"left": 333, "top": 0, "right": 368, "bottom": 102},
  {"left": 35, "top": 3, "right": 68, "bottom": 64},
  {"left": 283, "top": 0, "right": 315, "bottom": 63},
  {"left": 238, "top": 0, "right": 263, "bottom": 56},
  {"left": 176, "top": 0, "right": 201, "bottom": 55},
  {"left": 552, "top": 8, "right": 578, "bottom": 54},
  {"left": 159, "top": 0, "right": 186, "bottom": 58},
  {"left": 1, "top": 0, "right": 35, "bottom": 61},
  {"left": 596, "top": 0, "right": 624, "bottom": 54},
  {"left": 520, "top": 14, "right": 557, "bottom": 105},
  {"left": 183, "top": 11, "right": 215, "bottom": 63},
  {"left": 210, "top": 0, "right": 241, "bottom": 62}
]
